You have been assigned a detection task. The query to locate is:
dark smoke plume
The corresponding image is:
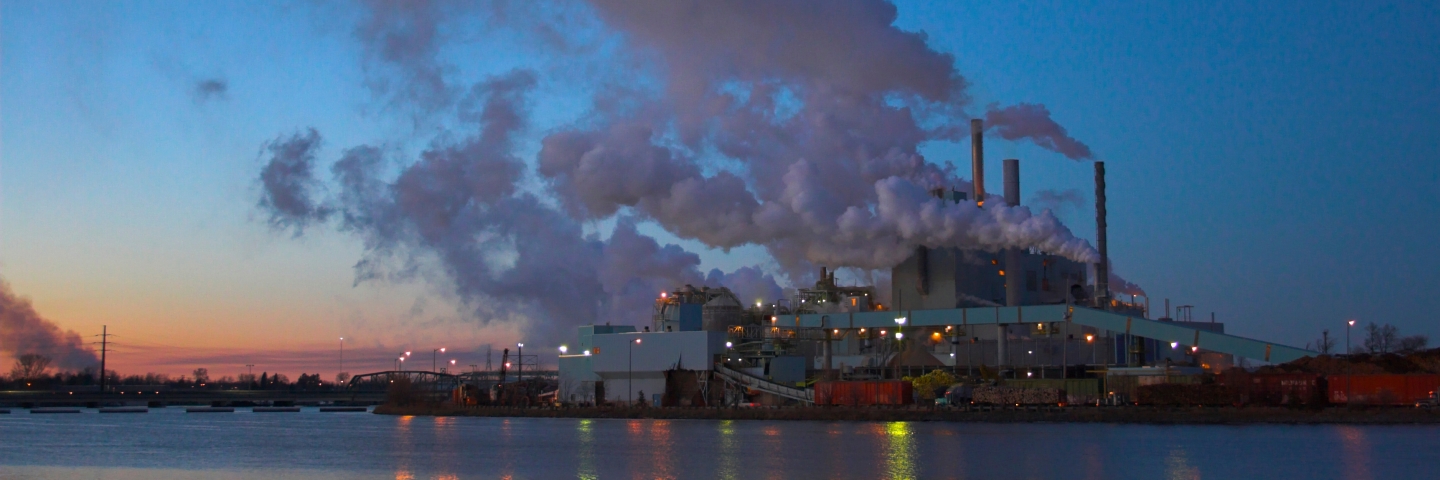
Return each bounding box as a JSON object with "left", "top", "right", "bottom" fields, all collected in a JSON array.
[
  {"left": 257, "top": 128, "right": 330, "bottom": 234},
  {"left": 0, "top": 279, "right": 100, "bottom": 371},
  {"left": 985, "top": 103, "right": 1094, "bottom": 160},
  {"left": 193, "top": 78, "right": 228, "bottom": 103},
  {"left": 254, "top": 0, "right": 1116, "bottom": 343}
]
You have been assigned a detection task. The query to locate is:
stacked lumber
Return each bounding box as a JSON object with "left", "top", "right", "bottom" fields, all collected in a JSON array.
[{"left": 973, "top": 386, "right": 1062, "bottom": 405}]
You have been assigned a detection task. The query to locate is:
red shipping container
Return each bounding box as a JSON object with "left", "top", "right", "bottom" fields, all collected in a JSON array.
[
  {"left": 1219, "top": 372, "right": 1324, "bottom": 406},
  {"left": 814, "top": 381, "right": 913, "bottom": 406},
  {"left": 1328, "top": 374, "right": 1440, "bottom": 405}
]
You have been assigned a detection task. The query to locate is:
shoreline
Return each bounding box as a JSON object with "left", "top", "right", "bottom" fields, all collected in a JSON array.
[{"left": 373, "top": 404, "right": 1440, "bottom": 425}]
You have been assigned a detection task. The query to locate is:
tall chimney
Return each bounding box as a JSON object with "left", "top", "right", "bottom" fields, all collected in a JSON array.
[
  {"left": 971, "top": 119, "right": 985, "bottom": 205},
  {"left": 1004, "top": 159, "right": 1022, "bottom": 307},
  {"left": 1094, "top": 161, "right": 1109, "bottom": 308}
]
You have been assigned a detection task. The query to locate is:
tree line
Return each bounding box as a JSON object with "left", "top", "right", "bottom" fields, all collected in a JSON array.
[
  {"left": 2, "top": 354, "right": 349, "bottom": 391},
  {"left": 1310, "top": 322, "right": 1429, "bottom": 355}
]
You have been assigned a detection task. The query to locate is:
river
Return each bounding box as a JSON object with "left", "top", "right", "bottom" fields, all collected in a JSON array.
[{"left": 1, "top": 407, "right": 1437, "bottom": 479}]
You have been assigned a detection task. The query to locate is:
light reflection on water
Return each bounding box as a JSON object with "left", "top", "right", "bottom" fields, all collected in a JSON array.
[
  {"left": 0, "top": 409, "right": 1435, "bottom": 480},
  {"left": 715, "top": 420, "right": 739, "bottom": 480},
  {"left": 575, "top": 419, "right": 596, "bottom": 480},
  {"left": 883, "top": 422, "right": 917, "bottom": 480}
]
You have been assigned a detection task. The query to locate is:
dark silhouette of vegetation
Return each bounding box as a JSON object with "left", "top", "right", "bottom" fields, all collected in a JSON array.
[{"left": 9, "top": 353, "right": 51, "bottom": 382}]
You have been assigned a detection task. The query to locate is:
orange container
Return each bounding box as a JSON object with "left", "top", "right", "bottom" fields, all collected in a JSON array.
[
  {"left": 814, "top": 381, "right": 913, "bottom": 406},
  {"left": 1328, "top": 374, "right": 1440, "bottom": 405}
]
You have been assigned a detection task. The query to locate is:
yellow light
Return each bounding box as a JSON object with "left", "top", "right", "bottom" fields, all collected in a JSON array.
[{"left": 998, "top": 270, "right": 1005, "bottom": 276}]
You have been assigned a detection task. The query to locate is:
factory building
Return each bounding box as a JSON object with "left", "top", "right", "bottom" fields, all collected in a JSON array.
[{"left": 554, "top": 118, "right": 1291, "bottom": 406}]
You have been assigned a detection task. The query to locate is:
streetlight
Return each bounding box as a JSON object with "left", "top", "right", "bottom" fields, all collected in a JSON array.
[
  {"left": 246, "top": 365, "right": 255, "bottom": 390},
  {"left": 339, "top": 338, "right": 345, "bottom": 377},
  {"left": 559, "top": 345, "right": 569, "bottom": 354},
  {"left": 449, "top": 359, "right": 456, "bottom": 373},
  {"left": 1086, "top": 334, "right": 1096, "bottom": 366},
  {"left": 630, "top": 338, "right": 641, "bottom": 406},
  {"left": 517, "top": 343, "right": 524, "bottom": 382},
  {"left": 433, "top": 347, "right": 446, "bottom": 373}
]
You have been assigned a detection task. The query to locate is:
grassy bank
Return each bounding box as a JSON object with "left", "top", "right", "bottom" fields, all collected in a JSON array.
[{"left": 373, "top": 404, "right": 1440, "bottom": 424}]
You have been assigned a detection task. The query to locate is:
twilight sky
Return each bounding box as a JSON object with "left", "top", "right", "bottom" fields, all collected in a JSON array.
[{"left": 3, "top": 0, "right": 1437, "bottom": 378}]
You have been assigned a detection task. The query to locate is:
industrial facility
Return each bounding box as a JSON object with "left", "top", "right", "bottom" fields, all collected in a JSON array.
[{"left": 552, "top": 118, "right": 1332, "bottom": 408}]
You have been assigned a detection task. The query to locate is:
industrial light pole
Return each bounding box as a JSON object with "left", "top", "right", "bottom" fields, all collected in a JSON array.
[
  {"left": 629, "top": 338, "right": 640, "bottom": 406},
  {"left": 339, "top": 338, "right": 345, "bottom": 376},
  {"left": 517, "top": 343, "right": 524, "bottom": 382},
  {"left": 247, "top": 364, "right": 255, "bottom": 390},
  {"left": 433, "top": 347, "right": 446, "bottom": 373},
  {"left": 1347, "top": 319, "right": 1356, "bottom": 405}
]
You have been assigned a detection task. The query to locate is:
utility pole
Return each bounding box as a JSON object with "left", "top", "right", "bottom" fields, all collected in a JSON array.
[
  {"left": 246, "top": 365, "right": 255, "bottom": 389},
  {"left": 93, "top": 326, "right": 113, "bottom": 393}
]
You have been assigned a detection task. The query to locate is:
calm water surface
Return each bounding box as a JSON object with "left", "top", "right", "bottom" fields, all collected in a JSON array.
[{"left": 1, "top": 407, "right": 1437, "bottom": 479}]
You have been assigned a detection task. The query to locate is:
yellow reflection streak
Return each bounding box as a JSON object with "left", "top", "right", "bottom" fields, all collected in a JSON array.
[
  {"left": 577, "top": 419, "right": 597, "bottom": 480},
  {"left": 884, "top": 422, "right": 916, "bottom": 480},
  {"left": 716, "top": 420, "right": 739, "bottom": 480}
]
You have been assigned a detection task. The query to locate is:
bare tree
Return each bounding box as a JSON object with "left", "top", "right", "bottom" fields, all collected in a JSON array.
[
  {"left": 1399, "top": 335, "right": 1430, "bottom": 353},
  {"left": 1363, "top": 322, "right": 1399, "bottom": 354},
  {"left": 9, "top": 354, "right": 52, "bottom": 381},
  {"left": 335, "top": 372, "right": 351, "bottom": 385},
  {"left": 192, "top": 368, "right": 210, "bottom": 384}
]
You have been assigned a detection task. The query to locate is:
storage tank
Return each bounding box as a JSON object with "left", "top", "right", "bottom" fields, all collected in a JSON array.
[{"left": 701, "top": 290, "right": 742, "bottom": 332}]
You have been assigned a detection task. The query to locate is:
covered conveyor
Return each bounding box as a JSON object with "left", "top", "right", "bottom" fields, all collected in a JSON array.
[{"left": 788, "top": 305, "right": 1316, "bottom": 364}]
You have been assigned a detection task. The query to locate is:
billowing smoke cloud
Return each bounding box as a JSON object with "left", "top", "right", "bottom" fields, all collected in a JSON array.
[
  {"left": 1031, "top": 188, "right": 1086, "bottom": 212},
  {"left": 258, "top": 128, "right": 331, "bottom": 234},
  {"left": 536, "top": 0, "right": 1097, "bottom": 278},
  {"left": 985, "top": 103, "right": 1094, "bottom": 160},
  {"left": 193, "top": 78, "right": 228, "bottom": 103},
  {"left": 0, "top": 279, "right": 100, "bottom": 371},
  {"left": 1109, "top": 271, "right": 1147, "bottom": 297},
  {"left": 353, "top": 0, "right": 457, "bottom": 114},
  {"left": 706, "top": 267, "right": 784, "bottom": 307},
  {"left": 254, "top": 0, "right": 1114, "bottom": 343}
]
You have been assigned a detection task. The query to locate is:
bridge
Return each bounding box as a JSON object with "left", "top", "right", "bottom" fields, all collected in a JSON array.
[{"left": 0, "top": 389, "right": 384, "bottom": 408}]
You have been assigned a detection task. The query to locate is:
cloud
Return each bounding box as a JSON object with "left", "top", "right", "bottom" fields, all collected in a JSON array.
[
  {"left": 257, "top": 128, "right": 331, "bottom": 234},
  {"left": 193, "top": 78, "right": 228, "bottom": 103},
  {"left": 1031, "top": 188, "right": 1086, "bottom": 212},
  {"left": 0, "top": 278, "right": 99, "bottom": 371},
  {"left": 985, "top": 103, "right": 1094, "bottom": 160},
  {"left": 249, "top": 0, "right": 1107, "bottom": 344}
]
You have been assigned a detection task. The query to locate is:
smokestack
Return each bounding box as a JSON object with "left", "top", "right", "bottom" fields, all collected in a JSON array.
[
  {"left": 1004, "top": 159, "right": 1021, "bottom": 307},
  {"left": 1095, "top": 161, "right": 1108, "bottom": 307},
  {"left": 971, "top": 119, "right": 985, "bottom": 205}
]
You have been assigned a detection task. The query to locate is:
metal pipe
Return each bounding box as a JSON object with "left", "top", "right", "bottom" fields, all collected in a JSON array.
[
  {"left": 1094, "top": 161, "right": 1109, "bottom": 307},
  {"left": 1004, "top": 159, "right": 1022, "bottom": 307},
  {"left": 971, "top": 119, "right": 985, "bottom": 205}
]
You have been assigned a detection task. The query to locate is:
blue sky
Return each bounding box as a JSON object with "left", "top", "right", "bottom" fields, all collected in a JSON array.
[{"left": 2, "top": 0, "right": 1437, "bottom": 374}]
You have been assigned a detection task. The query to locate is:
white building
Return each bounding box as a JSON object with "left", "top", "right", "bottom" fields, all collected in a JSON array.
[{"left": 558, "top": 325, "right": 726, "bottom": 405}]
